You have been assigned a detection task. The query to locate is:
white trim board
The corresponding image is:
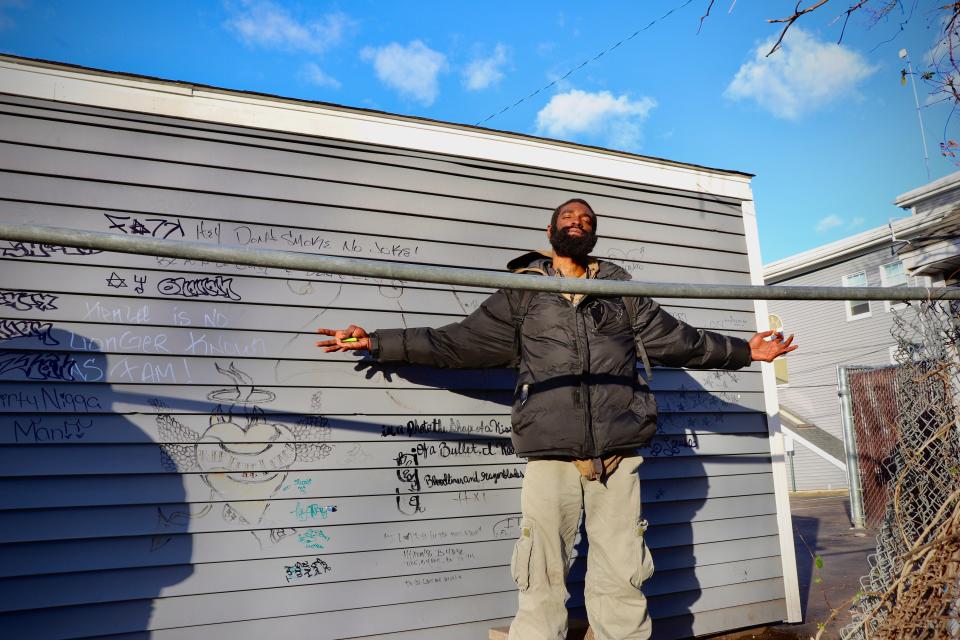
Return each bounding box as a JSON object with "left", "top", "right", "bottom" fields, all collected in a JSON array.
[
  {"left": 0, "top": 56, "right": 753, "bottom": 200},
  {"left": 779, "top": 425, "right": 847, "bottom": 471},
  {"left": 742, "top": 199, "right": 802, "bottom": 623}
]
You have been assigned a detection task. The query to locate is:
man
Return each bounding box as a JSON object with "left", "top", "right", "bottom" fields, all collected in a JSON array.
[{"left": 317, "top": 198, "right": 796, "bottom": 640}]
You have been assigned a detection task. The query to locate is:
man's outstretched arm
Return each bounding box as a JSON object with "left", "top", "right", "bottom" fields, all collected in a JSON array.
[
  {"left": 631, "top": 297, "right": 796, "bottom": 370},
  {"left": 316, "top": 289, "right": 519, "bottom": 369}
]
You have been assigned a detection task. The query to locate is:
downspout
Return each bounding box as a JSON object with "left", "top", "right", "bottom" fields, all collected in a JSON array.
[{"left": 783, "top": 433, "right": 797, "bottom": 492}]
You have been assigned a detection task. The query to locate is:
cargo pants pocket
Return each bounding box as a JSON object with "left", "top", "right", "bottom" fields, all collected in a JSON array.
[
  {"left": 510, "top": 520, "right": 534, "bottom": 591},
  {"left": 629, "top": 518, "right": 655, "bottom": 589}
]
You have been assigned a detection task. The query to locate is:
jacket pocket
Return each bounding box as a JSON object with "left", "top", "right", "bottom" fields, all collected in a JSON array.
[
  {"left": 632, "top": 384, "right": 659, "bottom": 432},
  {"left": 510, "top": 378, "right": 538, "bottom": 433},
  {"left": 510, "top": 520, "right": 535, "bottom": 591},
  {"left": 587, "top": 297, "right": 631, "bottom": 335},
  {"left": 629, "top": 518, "right": 656, "bottom": 589}
]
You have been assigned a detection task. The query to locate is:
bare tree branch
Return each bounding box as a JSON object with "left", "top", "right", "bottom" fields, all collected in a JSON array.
[
  {"left": 767, "top": 0, "right": 833, "bottom": 55},
  {"left": 721, "top": 0, "right": 959, "bottom": 149},
  {"left": 838, "top": 1, "right": 871, "bottom": 43},
  {"left": 698, "top": 0, "right": 717, "bottom": 34}
]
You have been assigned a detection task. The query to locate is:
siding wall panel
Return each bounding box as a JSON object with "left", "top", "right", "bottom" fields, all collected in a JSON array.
[
  {"left": 0, "top": 513, "right": 782, "bottom": 580},
  {"left": 0, "top": 92, "right": 788, "bottom": 638}
]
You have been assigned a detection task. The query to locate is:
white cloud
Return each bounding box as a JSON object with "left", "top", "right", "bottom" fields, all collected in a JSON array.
[
  {"left": 463, "top": 44, "right": 509, "bottom": 91},
  {"left": 725, "top": 27, "right": 877, "bottom": 119},
  {"left": 225, "top": 1, "right": 350, "bottom": 54},
  {"left": 815, "top": 214, "right": 866, "bottom": 233},
  {"left": 816, "top": 214, "right": 844, "bottom": 232},
  {"left": 535, "top": 89, "right": 657, "bottom": 150},
  {"left": 817, "top": 215, "right": 843, "bottom": 233},
  {"left": 536, "top": 42, "right": 556, "bottom": 56},
  {"left": 925, "top": 14, "right": 952, "bottom": 66},
  {"left": 301, "top": 62, "right": 341, "bottom": 90},
  {"left": 361, "top": 40, "right": 447, "bottom": 105}
]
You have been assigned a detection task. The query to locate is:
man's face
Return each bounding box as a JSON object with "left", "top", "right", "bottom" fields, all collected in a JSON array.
[{"left": 548, "top": 202, "right": 597, "bottom": 258}]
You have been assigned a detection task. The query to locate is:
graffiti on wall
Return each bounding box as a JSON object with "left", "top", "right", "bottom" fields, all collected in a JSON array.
[{"left": 155, "top": 361, "right": 333, "bottom": 546}]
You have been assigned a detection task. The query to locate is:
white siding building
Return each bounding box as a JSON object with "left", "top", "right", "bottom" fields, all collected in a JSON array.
[{"left": 764, "top": 172, "right": 960, "bottom": 492}]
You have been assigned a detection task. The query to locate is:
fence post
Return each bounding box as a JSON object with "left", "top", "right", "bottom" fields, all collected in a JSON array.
[{"left": 837, "top": 365, "right": 866, "bottom": 529}]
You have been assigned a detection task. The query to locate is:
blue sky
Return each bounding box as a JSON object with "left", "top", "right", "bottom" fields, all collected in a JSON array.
[{"left": 1, "top": 0, "right": 956, "bottom": 263}]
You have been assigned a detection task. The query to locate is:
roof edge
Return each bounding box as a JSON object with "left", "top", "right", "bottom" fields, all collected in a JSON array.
[
  {"left": 763, "top": 209, "right": 948, "bottom": 281},
  {"left": 894, "top": 170, "right": 960, "bottom": 209},
  {"left": 0, "top": 53, "right": 754, "bottom": 182}
]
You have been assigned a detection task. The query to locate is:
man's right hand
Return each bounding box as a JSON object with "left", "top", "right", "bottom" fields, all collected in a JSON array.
[{"left": 316, "top": 325, "right": 372, "bottom": 353}]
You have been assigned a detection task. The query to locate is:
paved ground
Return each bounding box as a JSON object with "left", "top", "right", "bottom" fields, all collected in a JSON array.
[{"left": 707, "top": 492, "right": 878, "bottom": 640}]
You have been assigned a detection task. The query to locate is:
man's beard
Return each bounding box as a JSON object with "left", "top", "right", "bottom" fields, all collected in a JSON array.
[{"left": 550, "top": 226, "right": 598, "bottom": 258}]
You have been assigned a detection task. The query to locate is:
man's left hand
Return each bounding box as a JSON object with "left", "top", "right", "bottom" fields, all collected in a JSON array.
[{"left": 749, "top": 330, "right": 797, "bottom": 362}]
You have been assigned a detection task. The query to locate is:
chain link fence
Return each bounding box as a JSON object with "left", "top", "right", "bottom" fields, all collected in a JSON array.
[
  {"left": 842, "top": 300, "right": 960, "bottom": 639},
  {"left": 848, "top": 366, "right": 900, "bottom": 528}
]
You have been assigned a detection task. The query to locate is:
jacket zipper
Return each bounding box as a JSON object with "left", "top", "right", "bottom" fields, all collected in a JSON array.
[
  {"left": 574, "top": 301, "right": 596, "bottom": 458},
  {"left": 555, "top": 266, "right": 598, "bottom": 458}
]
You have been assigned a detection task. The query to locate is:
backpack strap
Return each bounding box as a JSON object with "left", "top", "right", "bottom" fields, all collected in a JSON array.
[
  {"left": 508, "top": 267, "right": 548, "bottom": 367},
  {"left": 504, "top": 289, "right": 536, "bottom": 368},
  {"left": 511, "top": 289, "right": 536, "bottom": 341},
  {"left": 623, "top": 296, "right": 654, "bottom": 381}
]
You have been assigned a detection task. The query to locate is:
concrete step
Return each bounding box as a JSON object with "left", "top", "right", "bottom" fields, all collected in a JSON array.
[{"left": 490, "top": 619, "right": 593, "bottom": 640}]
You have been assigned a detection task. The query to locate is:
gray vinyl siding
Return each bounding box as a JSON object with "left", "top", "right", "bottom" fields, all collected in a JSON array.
[
  {"left": 768, "top": 246, "right": 904, "bottom": 490},
  {"left": 790, "top": 442, "right": 847, "bottom": 491},
  {"left": 0, "top": 92, "right": 786, "bottom": 638}
]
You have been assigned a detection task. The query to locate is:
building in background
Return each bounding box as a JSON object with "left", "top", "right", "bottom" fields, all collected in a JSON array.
[{"left": 764, "top": 171, "right": 960, "bottom": 492}]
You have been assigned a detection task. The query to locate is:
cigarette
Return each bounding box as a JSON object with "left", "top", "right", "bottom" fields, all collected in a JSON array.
[{"left": 341, "top": 337, "right": 359, "bottom": 343}]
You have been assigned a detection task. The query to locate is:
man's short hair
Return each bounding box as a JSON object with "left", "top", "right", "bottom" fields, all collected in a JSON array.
[{"left": 551, "top": 198, "right": 597, "bottom": 230}]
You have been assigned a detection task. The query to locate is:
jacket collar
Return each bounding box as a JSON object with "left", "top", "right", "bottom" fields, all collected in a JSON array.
[{"left": 507, "top": 250, "right": 629, "bottom": 282}]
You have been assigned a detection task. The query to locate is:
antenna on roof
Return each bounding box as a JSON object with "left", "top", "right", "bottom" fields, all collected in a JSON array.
[{"left": 899, "top": 48, "right": 931, "bottom": 181}]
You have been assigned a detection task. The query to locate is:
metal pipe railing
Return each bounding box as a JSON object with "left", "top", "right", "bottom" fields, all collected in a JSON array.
[
  {"left": 837, "top": 365, "right": 867, "bottom": 529},
  {"left": 1, "top": 222, "right": 958, "bottom": 301}
]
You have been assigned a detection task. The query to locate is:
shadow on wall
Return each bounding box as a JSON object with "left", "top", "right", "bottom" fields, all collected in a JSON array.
[
  {"left": 558, "top": 370, "right": 779, "bottom": 639},
  {"left": 0, "top": 334, "right": 777, "bottom": 637},
  {"left": 0, "top": 344, "right": 508, "bottom": 637},
  {"left": 364, "top": 363, "right": 782, "bottom": 638},
  {"left": 0, "top": 328, "right": 192, "bottom": 638}
]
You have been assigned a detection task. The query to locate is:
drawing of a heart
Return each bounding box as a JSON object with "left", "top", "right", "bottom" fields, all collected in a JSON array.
[{"left": 196, "top": 420, "right": 297, "bottom": 525}]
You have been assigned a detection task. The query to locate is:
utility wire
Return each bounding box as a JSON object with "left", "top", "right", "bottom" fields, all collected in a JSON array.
[
  {"left": 785, "top": 346, "right": 895, "bottom": 378},
  {"left": 474, "top": 0, "right": 697, "bottom": 127}
]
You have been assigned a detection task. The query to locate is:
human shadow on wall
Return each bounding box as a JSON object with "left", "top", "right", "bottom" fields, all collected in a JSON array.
[
  {"left": 1, "top": 342, "right": 516, "bottom": 638},
  {"left": 353, "top": 358, "right": 515, "bottom": 405},
  {"left": 359, "top": 360, "right": 779, "bottom": 637},
  {"left": 558, "top": 369, "right": 777, "bottom": 639},
  {"left": 0, "top": 328, "right": 192, "bottom": 639}
]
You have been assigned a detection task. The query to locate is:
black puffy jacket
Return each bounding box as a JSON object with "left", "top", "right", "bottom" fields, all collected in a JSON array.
[{"left": 372, "top": 253, "right": 751, "bottom": 458}]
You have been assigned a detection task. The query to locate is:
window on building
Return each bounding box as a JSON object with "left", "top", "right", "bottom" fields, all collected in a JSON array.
[
  {"left": 843, "top": 271, "right": 871, "bottom": 320},
  {"left": 768, "top": 314, "right": 789, "bottom": 385},
  {"left": 880, "top": 260, "right": 908, "bottom": 311}
]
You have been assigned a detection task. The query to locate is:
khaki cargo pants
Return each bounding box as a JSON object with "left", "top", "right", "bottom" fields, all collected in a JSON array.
[{"left": 508, "top": 456, "right": 654, "bottom": 640}]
